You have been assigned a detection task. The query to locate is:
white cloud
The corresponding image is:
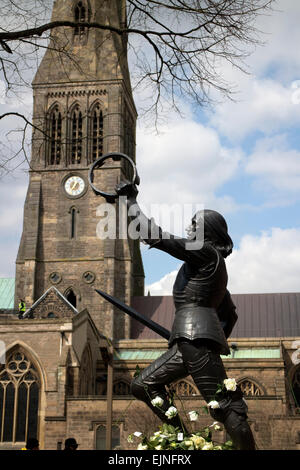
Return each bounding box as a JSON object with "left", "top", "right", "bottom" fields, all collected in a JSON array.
[
  {"left": 206, "top": 0, "right": 300, "bottom": 142},
  {"left": 146, "top": 227, "right": 300, "bottom": 296},
  {"left": 0, "top": 240, "right": 19, "bottom": 278},
  {"left": 146, "top": 270, "right": 177, "bottom": 296},
  {"left": 136, "top": 118, "right": 242, "bottom": 226},
  {"left": 210, "top": 78, "right": 300, "bottom": 141},
  {"left": 248, "top": 0, "right": 300, "bottom": 81},
  {"left": 227, "top": 227, "right": 300, "bottom": 293},
  {"left": 245, "top": 135, "right": 300, "bottom": 193},
  {"left": 0, "top": 173, "right": 28, "bottom": 277},
  {"left": 0, "top": 81, "right": 6, "bottom": 105}
]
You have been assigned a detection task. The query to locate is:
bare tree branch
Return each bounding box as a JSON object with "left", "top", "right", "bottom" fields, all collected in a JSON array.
[{"left": 0, "top": 0, "right": 277, "bottom": 172}]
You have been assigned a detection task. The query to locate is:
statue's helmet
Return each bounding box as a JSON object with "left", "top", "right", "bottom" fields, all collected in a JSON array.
[{"left": 187, "top": 209, "right": 233, "bottom": 258}]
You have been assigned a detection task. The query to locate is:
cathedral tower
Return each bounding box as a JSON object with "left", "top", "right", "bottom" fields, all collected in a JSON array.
[{"left": 15, "top": 0, "right": 144, "bottom": 338}]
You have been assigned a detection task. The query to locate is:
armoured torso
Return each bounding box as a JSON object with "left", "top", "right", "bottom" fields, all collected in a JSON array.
[
  {"left": 172, "top": 245, "right": 227, "bottom": 309},
  {"left": 138, "top": 209, "right": 231, "bottom": 355},
  {"left": 168, "top": 244, "right": 230, "bottom": 354}
]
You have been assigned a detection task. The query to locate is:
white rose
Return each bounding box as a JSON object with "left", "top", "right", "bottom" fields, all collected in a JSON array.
[
  {"left": 207, "top": 400, "right": 220, "bottom": 409},
  {"left": 155, "top": 445, "right": 162, "bottom": 450},
  {"left": 184, "top": 440, "right": 194, "bottom": 447},
  {"left": 151, "top": 396, "right": 164, "bottom": 407},
  {"left": 224, "top": 378, "right": 237, "bottom": 391},
  {"left": 137, "top": 443, "right": 148, "bottom": 450},
  {"left": 133, "top": 431, "right": 142, "bottom": 437},
  {"left": 177, "top": 433, "right": 184, "bottom": 441},
  {"left": 191, "top": 435, "right": 206, "bottom": 449},
  {"left": 165, "top": 406, "right": 178, "bottom": 419},
  {"left": 202, "top": 442, "right": 214, "bottom": 450},
  {"left": 188, "top": 410, "right": 199, "bottom": 422}
]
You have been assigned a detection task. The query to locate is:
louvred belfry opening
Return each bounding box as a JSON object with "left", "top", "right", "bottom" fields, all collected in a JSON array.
[
  {"left": 91, "top": 103, "right": 103, "bottom": 162},
  {"left": 74, "top": 1, "right": 87, "bottom": 37},
  {"left": 49, "top": 105, "right": 62, "bottom": 165},
  {"left": 70, "top": 105, "right": 83, "bottom": 164}
]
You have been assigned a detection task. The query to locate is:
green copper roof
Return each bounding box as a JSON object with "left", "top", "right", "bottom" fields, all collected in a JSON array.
[
  {"left": 114, "top": 350, "right": 167, "bottom": 361},
  {"left": 223, "top": 348, "right": 281, "bottom": 359},
  {"left": 0, "top": 278, "right": 15, "bottom": 309},
  {"left": 114, "top": 348, "right": 281, "bottom": 361}
]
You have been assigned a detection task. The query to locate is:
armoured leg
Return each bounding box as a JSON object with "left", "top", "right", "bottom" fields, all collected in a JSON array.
[
  {"left": 210, "top": 393, "right": 256, "bottom": 450},
  {"left": 178, "top": 339, "right": 256, "bottom": 450},
  {"left": 178, "top": 339, "right": 227, "bottom": 402},
  {"left": 131, "top": 343, "right": 188, "bottom": 430}
]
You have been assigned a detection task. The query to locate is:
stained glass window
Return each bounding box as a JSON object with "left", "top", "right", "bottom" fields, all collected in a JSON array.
[
  {"left": 169, "top": 380, "right": 199, "bottom": 397},
  {"left": 96, "top": 424, "right": 120, "bottom": 450},
  {"left": 239, "top": 380, "right": 263, "bottom": 396},
  {"left": 113, "top": 381, "right": 131, "bottom": 395},
  {"left": 0, "top": 349, "right": 40, "bottom": 443}
]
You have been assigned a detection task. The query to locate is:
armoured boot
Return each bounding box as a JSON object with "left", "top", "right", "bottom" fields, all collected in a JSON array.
[
  {"left": 210, "top": 393, "right": 256, "bottom": 450},
  {"left": 223, "top": 409, "right": 256, "bottom": 450}
]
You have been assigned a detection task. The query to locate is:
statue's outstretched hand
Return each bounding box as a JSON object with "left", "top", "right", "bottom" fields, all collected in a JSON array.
[{"left": 115, "top": 180, "right": 139, "bottom": 199}]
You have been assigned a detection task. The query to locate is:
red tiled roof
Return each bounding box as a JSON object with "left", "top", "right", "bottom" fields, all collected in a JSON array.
[{"left": 131, "top": 293, "right": 300, "bottom": 339}]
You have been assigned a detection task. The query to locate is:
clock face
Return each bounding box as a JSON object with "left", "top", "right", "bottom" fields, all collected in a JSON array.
[{"left": 64, "top": 175, "right": 85, "bottom": 197}]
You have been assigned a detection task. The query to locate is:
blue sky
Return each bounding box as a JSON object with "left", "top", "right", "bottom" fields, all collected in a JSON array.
[
  {"left": 1, "top": 0, "right": 300, "bottom": 296},
  {"left": 135, "top": 1, "right": 300, "bottom": 294}
]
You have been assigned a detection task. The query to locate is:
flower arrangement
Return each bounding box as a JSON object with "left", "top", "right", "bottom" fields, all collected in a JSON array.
[
  {"left": 128, "top": 422, "right": 234, "bottom": 450},
  {"left": 128, "top": 378, "right": 239, "bottom": 451}
]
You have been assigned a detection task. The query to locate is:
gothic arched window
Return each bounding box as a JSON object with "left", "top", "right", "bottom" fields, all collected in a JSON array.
[
  {"left": 292, "top": 366, "right": 300, "bottom": 407},
  {"left": 74, "top": 1, "right": 87, "bottom": 37},
  {"left": 91, "top": 103, "right": 103, "bottom": 163},
  {"left": 169, "top": 380, "right": 199, "bottom": 397},
  {"left": 0, "top": 348, "right": 40, "bottom": 443},
  {"left": 113, "top": 381, "right": 131, "bottom": 396},
  {"left": 48, "top": 105, "right": 62, "bottom": 165},
  {"left": 66, "top": 367, "right": 75, "bottom": 397},
  {"left": 66, "top": 288, "right": 77, "bottom": 308},
  {"left": 69, "top": 206, "right": 79, "bottom": 239},
  {"left": 79, "top": 346, "right": 94, "bottom": 396},
  {"left": 70, "top": 105, "right": 83, "bottom": 164},
  {"left": 239, "top": 380, "right": 264, "bottom": 397},
  {"left": 123, "top": 106, "right": 135, "bottom": 179},
  {"left": 96, "top": 424, "right": 120, "bottom": 450}
]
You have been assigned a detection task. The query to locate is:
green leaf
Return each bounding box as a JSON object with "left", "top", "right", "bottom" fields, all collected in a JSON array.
[
  {"left": 134, "top": 365, "right": 141, "bottom": 378},
  {"left": 167, "top": 424, "right": 176, "bottom": 434}
]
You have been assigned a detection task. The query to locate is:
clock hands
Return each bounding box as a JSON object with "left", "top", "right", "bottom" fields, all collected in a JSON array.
[{"left": 70, "top": 180, "right": 79, "bottom": 191}]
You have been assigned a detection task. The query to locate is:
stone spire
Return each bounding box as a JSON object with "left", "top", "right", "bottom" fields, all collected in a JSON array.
[{"left": 33, "top": 0, "right": 131, "bottom": 89}]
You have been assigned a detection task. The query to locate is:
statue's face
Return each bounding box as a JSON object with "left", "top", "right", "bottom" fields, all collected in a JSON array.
[{"left": 186, "top": 214, "right": 204, "bottom": 240}]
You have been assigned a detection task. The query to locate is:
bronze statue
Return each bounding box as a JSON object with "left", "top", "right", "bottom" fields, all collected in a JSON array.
[
  {"left": 90, "top": 152, "right": 256, "bottom": 450},
  {"left": 115, "top": 180, "right": 256, "bottom": 451}
]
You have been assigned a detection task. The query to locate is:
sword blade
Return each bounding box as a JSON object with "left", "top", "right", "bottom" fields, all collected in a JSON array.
[{"left": 95, "top": 289, "right": 170, "bottom": 340}]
